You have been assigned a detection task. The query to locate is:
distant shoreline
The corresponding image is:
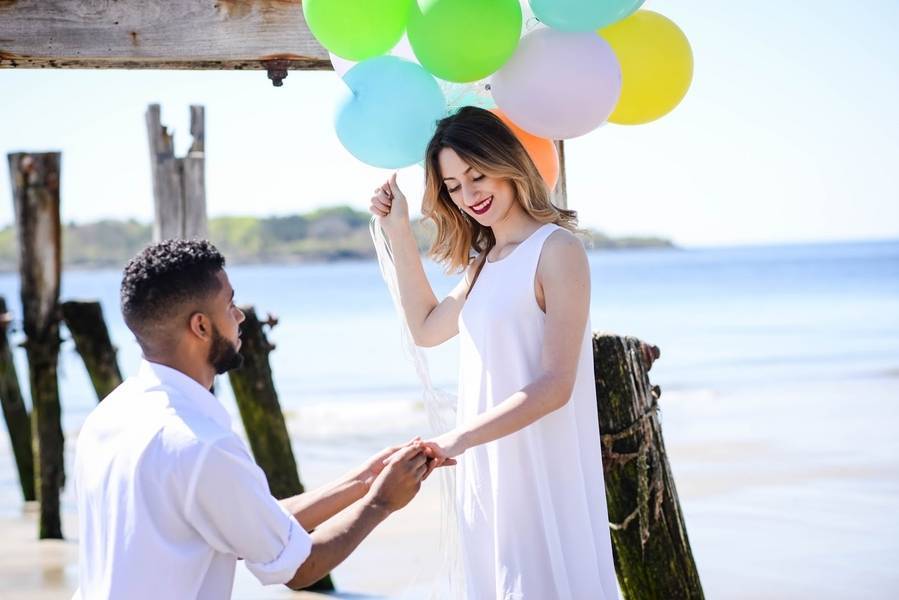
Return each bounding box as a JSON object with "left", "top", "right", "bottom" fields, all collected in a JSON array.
[{"left": 0, "top": 206, "right": 675, "bottom": 272}]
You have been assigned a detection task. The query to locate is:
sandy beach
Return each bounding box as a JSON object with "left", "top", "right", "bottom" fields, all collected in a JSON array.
[{"left": 2, "top": 374, "right": 898, "bottom": 599}]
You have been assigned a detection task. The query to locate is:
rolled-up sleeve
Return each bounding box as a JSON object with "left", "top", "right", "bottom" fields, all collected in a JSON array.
[{"left": 183, "top": 435, "right": 312, "bottom": 585}]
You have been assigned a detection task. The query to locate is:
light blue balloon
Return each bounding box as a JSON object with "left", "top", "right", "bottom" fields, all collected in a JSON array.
[
  {"left": 529, "top": 0, "right": 644, "bottom": 31},
  {"left": 335, "top": 56, "right": 446, "bottom": 169}
]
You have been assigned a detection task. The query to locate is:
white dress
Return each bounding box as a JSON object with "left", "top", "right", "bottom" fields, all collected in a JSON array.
[{"left": 456, "top": 223, "right": 619, "bottom": 600}]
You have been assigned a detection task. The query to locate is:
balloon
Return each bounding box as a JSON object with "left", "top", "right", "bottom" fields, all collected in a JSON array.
[
  {"left": 441, "top": 79, "right": 496, "bottom": 112},
  {"left": 329, "top": 52, "right": 355, "bottom": 77},
  {"left": 304, "top": 0, "right": 411, "bottom": 61},
  {"left": 489, "top": 109, "right": 559, "bottom": 189},
  {"left": 407, "top": 0, "right": 522, "bottom": 83},
  {"left": 332, "top": 33, "right": 496, "bottom": 114},
  {"left": 335, "top": 56, "right": 446, "bottom": 169},
  {"left": 490, "top": 28, "right": 621, "bottom": 139},
  {"left": 529, "top": 0, "right": 644, "bottom": 31},
  {"left": 599, "top": 11, "right": 694, "bottom": 125}
]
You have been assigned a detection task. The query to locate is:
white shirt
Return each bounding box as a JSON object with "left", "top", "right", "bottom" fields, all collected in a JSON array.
[{"left": 73, "top": 360, "right": 312, "bottom": 600}]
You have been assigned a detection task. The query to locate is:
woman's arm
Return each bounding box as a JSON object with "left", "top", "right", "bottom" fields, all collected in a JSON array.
[
  {"left": 423, "top": 230, "right": 591, "bottom": 459},
  {"left": 370, "top": 173, "right": 472, "bottom": 347}
]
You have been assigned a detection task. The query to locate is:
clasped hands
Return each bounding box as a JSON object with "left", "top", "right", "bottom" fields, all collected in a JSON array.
[{"left": 357, "top": 433, "right": 465, "bottom": 513}]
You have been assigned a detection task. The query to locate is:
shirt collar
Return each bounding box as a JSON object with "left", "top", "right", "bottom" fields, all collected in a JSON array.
[{"left": 136, "top": 359, "right": 232, "bottom": 430}]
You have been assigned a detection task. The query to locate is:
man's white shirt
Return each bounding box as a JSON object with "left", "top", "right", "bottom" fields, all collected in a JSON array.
[{"left": 73, "top": 359, "right": 311, "bottom": 599}]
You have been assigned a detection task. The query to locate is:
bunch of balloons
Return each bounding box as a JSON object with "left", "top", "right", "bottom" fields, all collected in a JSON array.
[{"left": 304, "top": 0, "right": 693, "bottom": 171}]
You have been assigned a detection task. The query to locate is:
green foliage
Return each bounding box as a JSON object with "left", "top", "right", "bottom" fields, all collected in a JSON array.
[{"left": 0, "top": 206, "right": 672, "bottom": 271}]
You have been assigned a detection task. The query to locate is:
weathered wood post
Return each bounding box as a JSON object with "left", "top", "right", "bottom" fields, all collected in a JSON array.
[
  {"left": 227, "top": 306, "right": 334, "bottom": 591},
  {"left": 8, "top": 152, "right": 65, "bottom": 539},
  {"left": 61, "top": 301, "right": 123, "bottom": 402},
  {"left": 146, "top": 104, "right": 207, "bottom": 242},
  {"left": 593, "top": 334, "right": 704, "bottom": 599},
  {"left": 551, "top": 140, "right": 567, "bottom": 210},
  {"left": 0, "top": 296, "right": 36, "bottom": 502}
]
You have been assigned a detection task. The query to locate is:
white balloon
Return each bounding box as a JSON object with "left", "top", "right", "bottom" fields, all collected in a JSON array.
[
  {"left": 329, "top": 52, "right": 356, "bottom": 77},
  {"left": 490, "top": 28, "right": 622, "bottom": 139}
]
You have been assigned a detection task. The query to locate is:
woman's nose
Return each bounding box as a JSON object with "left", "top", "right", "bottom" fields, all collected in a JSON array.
[{"left": 462, "top": 183, "right": 481, "bottom": 206}]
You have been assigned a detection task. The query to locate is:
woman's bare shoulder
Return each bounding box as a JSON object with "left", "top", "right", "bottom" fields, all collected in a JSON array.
[{"left": 542, "top": 228, "right": 588, "bottom": 265}]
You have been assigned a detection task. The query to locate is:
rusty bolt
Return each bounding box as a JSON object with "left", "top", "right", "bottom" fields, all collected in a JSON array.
[{"left": 264, "top": 60, "right": 289, "bottom": 87}]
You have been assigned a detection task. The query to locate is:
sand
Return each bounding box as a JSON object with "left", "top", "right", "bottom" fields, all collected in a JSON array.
[{"left": 2, "top": 376, "right": 898, "bottom": 599}]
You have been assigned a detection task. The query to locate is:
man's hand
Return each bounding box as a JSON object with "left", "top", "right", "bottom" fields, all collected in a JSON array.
[
  {"left": 355, "top": 444, "right": 403, "bottom": 489},
  {"left": 366, "top": 444, "right": 429, "bottom": 513}
]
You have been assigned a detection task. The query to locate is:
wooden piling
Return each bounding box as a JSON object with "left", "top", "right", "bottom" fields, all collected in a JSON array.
[
  {"left": 0, "top": 296, "right": 36, "bottom": 502},
  {"left": 61, "top": 301, "right": 123, "bottom": 402},
  {"left": 8, "top": 152, "right": 65, "bottom": 539},
  {"left": 551, "top": 140, "right": 567, "bottom": 209},
  {"left": 146, "top": 104, "right": 208, "bottom": 242},
  {"left": 593, "top": 334, "right": 704, "bottom": 599},
  {"left": 227, "top": 305, "right": 334, "bottom": 591}
]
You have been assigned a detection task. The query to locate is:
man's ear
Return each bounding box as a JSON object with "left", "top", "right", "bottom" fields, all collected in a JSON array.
[{"left": 188, "top": 312, "right": 211, "bottom": 341}]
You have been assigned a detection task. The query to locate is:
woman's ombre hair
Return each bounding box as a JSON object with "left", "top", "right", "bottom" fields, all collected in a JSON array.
[{"left": 422, "top": 106, "right": 578, "bottom": 273}]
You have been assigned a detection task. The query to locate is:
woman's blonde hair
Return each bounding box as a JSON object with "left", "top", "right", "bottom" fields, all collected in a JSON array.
[{"left": 422, "top": 106, "right": 578, "bottom": 273}]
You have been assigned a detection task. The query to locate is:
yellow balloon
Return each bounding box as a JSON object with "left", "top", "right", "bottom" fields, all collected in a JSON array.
[{"left": 599, "top": 10, "right": 693, "bottom": 125}]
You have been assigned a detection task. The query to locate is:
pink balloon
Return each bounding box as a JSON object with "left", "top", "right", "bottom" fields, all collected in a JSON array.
[{"left": 490, "top": 28, "right": 622, "bottom": 139}]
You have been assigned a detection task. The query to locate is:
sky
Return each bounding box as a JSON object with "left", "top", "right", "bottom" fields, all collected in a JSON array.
[{"left": 1, "top": 0, "right": 898, "bottom": 247}]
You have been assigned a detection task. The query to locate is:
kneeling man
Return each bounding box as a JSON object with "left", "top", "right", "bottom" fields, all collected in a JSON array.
[{"left": 74, "top": 240, "right": 442, "bottom": 599}]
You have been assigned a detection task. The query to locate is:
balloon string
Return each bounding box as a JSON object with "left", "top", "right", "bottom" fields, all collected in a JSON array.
[{"left": 369, "top": 218, "right": 464, "bottom": 599}]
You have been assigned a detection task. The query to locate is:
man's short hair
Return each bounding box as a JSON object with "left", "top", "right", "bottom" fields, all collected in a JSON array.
[{"left": 120, "top": 239, "right": 225, "bottom": 351}]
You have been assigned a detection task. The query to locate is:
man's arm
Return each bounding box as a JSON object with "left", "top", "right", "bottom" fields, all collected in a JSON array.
[
  {"left": 279, "top": 446, "right": 400, "bottom": 530},
  {"left": 285, "top": 444, "right": 429, "bottom": 590}
]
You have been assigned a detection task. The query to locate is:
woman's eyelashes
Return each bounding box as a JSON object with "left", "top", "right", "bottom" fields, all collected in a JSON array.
[{"left": 446, "top": 174, "right": 484, "bottom": 195}]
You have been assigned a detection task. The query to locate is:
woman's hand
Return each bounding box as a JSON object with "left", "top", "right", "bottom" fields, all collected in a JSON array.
[
  {"left": 421, "top": 430, "right": 467, "bottom": 470},
  {"left": 369, "top": 172, "right": 410, "bottom": 237}
]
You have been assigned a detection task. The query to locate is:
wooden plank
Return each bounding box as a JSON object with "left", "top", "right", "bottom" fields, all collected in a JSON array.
[
  {"left": 0, "top": 0, "right": 331, "bottom": 70},
  {"left": 8, "top": 152, "right": 65, "bottom": 539}
]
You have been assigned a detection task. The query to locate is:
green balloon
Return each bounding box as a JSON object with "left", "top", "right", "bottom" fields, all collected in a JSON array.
[
  {"left": 408, "top": 0, "right": 522, "bottom": 83},
  {"left": 304, "top": 0, "right": 412, "bottom": 61}
]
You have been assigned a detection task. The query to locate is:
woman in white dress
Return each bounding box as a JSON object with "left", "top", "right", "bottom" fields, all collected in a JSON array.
[{"left": 369, "top": 107, "right": 619, "bottom": 600}]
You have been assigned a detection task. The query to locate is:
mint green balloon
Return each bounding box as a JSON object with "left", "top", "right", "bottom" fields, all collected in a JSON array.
[
  {"left": 304, "top": 0, "right": 412, "bottom": 61},
  {"left": 408, "top": 0, "right": 522, "bottom": 83}
]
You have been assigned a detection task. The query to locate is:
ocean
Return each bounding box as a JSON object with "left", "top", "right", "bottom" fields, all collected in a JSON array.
[{"left": 0, "top": 239, "right": 897, "bottom": 598}]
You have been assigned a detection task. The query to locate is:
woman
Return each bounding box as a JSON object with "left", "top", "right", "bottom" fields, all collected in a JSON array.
[{"left": 369, "top": 107, "right": 618, "bottom": 600}]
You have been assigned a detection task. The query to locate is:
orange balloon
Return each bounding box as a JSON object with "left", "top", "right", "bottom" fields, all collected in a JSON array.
[{"left": 490, "top": 108, "right": 560, "bottom": 190}]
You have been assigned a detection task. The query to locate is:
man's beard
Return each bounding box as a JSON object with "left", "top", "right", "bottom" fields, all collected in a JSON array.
[{"left": 209, "top": 324, "right": 244, "bottom": 375}]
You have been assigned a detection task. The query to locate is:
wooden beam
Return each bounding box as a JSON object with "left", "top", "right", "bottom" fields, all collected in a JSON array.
[{"left": 0, "top": 0, "right": 331, "bottom": 71}]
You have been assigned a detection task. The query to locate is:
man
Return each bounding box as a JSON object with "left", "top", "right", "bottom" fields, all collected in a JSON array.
[{"left": 74, "top": 239, "right": 446, "bottom": 599}]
